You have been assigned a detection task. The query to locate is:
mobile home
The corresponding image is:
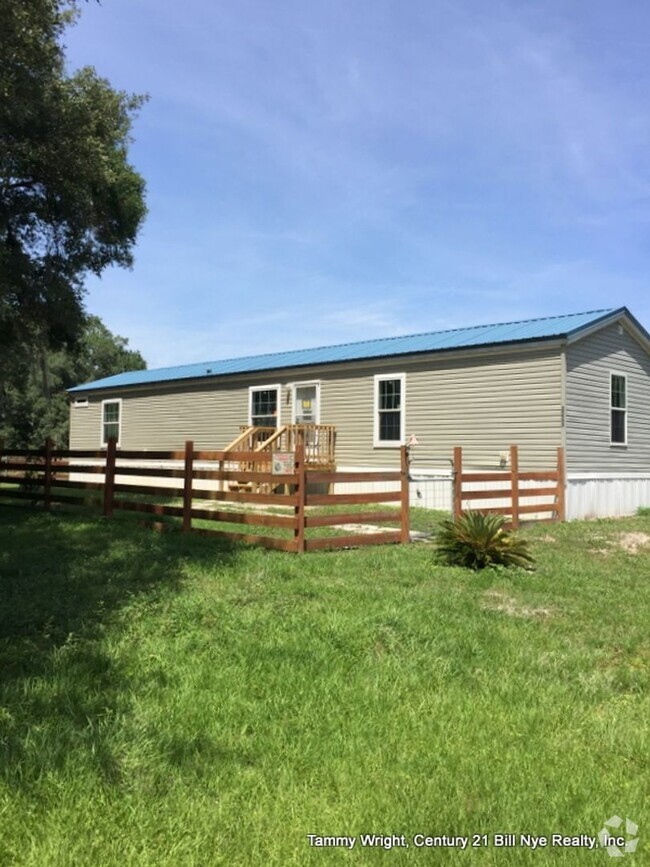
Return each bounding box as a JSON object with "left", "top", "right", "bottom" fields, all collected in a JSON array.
[{"left": 69, "top": 307, "right": 650, "bottom": 519}]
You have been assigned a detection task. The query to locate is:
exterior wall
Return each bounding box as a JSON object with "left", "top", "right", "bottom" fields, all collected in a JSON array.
[
  {"left": 566, "top": 323, "right": 650, "bottom": 472},
  {"left": 69, "top": 397, "right": 103, "bottom": 448},
  {"left": 70, "top": 343, "right": 564, "bottom": 471},
  {"left": 71, "top": 376, "right": 259, "bottom": 452},
  {"left": 397, "top": 347, "right": 562, "bottom": 471}
]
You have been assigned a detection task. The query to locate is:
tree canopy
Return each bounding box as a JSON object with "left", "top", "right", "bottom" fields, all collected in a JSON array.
[
  {"left": 0, "top": 0, "right": 147, "bottom": 356},
  {"left": 0, "top": 314, "right": 146, "bottom": 448}
]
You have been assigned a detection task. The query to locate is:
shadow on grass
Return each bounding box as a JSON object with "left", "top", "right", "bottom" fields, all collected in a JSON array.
[{"left": 0, "top": 505, "right": 239, "bottom": 789}]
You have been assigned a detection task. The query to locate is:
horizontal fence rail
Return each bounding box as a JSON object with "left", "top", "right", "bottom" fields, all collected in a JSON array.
[
  {"left": 0, "top": 439, "right": 410, "bottom": 553},
  {"left": 453, "top": 445, "right": 565, "bottom": 526}
]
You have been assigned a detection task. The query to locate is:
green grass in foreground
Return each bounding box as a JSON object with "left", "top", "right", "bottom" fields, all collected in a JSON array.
[{"left": 0, "top": 506, "right": 648, "bottom": 866}]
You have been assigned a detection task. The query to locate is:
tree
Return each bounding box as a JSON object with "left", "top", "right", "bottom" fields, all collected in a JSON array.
[
  {"left": 0, "top": 0, "right": 147, "bottom": 360},
  {"left": 0, "top": 314, "right": 146, "bottom": 448}
]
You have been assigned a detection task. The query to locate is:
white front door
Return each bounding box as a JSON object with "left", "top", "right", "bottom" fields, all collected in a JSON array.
[
  {"left": 293, "top": 384, "right": 320, "bottom": 456},
  {"left": 293, "top": 384, "right": 319, "bottom": 425}
]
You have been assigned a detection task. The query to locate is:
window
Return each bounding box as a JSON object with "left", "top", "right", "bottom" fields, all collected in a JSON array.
[
  {"left": 101, "top": 399, "right": 121, "bottom": 446},
  {"left": 610, "top": 373, "right": 627, "bottom": 445},
  {"left": 249, "top": 385, "right": 280, "bottom": 428},
  {"left": 374, "top": 374, "right": 405, "bottom": 447}
]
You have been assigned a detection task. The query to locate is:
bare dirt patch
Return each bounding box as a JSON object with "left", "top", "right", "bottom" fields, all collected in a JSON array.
[
  {"left": 336, "top": 524, "right": 431, "bottom": 541},
  {"left": 336, "top": 523, "right": 391, "bottom": 534},
  {"left": 482, "top": 589, "right": 554, "bottom": 619},
  {"left": 618, "top": 532, "right": 650, "bottom": 554}
]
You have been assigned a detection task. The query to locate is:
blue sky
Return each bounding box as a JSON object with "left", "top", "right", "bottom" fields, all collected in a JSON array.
[{"left": 65, "top": 0, "right": 650, "bottom": 368}]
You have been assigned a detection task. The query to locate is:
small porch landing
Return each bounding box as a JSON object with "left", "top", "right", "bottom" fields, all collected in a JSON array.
[{"left": 223, "top": 424, "right": 336, "bottom": 491}]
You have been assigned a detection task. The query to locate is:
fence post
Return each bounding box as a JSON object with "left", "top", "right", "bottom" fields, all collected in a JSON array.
[
  {"left": 400, "top": 445, "right": 410, "bottom": 544},
  {"left": 294, "top": 441, "right": 306, "bottom": 553},
  {"left": 103, "top": 437, "right": 116, "bottom": 518},
  {"left": 453, "top": 446, "right": 463, "bottom": 520},
  {"left": 510, "top": 444, "right": 519, "bottom": 529},
  {"left": 556, "top": 446, "right": 566, "bottom": 522},
  {"left": 183, "top": 440, "right": 194, "bottom": 533},
  {"left": 44, "top": 437, "right": 53, "bottom": 511}
]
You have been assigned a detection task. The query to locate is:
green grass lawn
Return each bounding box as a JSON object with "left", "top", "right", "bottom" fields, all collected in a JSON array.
[{"left": 0, "top": 505, "right": 648, "bottom": 865}]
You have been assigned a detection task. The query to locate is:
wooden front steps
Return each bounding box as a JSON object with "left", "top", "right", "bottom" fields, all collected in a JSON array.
[{"left": 222, "top": 424, "right": 337, "bottom": 493}]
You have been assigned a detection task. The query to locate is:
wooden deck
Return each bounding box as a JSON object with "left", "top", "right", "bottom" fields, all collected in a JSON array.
[{"left": 223, "top": 424, "right": 336, "bottom": 471}]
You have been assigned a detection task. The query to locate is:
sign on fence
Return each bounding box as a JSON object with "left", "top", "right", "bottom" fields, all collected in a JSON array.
[{"left": 272, "top": 452, "right": 295, "bottom": 474}]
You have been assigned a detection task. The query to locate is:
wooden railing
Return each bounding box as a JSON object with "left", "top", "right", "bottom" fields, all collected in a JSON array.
[
  {"left": 225, "top": 424, "right": 336, "bottom": 469},
  {"left": 222, "top": 426, "right": 260, "bottom": 453},
  {"left": 453, "top": 445, "right": 565, "bottom": 526},
  {"left": 0, "top": 440, "right": 408, "bottom": 553},
  {"left": 283, "top": 424, "right": 336, "bottom": 468}
]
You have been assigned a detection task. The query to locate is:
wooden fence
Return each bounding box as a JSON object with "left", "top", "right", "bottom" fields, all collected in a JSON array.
[
  {"left": 0, "top": 440, "right": 410, "bottom": 553},
  {"left": 453, "top": 445, "right": 565, "bottom": 526}
]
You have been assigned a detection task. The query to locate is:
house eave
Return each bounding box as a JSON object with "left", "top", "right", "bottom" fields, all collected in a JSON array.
[{"left": 68, "top": 335, "right": 566, "bottom": 399}]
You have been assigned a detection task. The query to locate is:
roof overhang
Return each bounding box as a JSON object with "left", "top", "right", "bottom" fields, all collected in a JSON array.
[
  {"left": 69, "top": 336, "right": 567, "bottom": 398},
  {"left": 565, "top": 306, "right": 650, "bottom": 353},
  {"left": 67, "top": 306, "right": 650, "bottom": 396}
]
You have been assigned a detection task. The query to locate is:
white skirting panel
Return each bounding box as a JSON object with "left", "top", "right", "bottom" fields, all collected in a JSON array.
[
  {"left": 333, "top": 466, "right": 453, "bottom": 511},
  {"left": 338, "top": 468, "right": 650, "bottom": 520},
  {"left": 567, "top": 474, "right": 650, "bottom": 520},
  {"left": 68, "top": 461, "right": 650, "bottom": 520}
]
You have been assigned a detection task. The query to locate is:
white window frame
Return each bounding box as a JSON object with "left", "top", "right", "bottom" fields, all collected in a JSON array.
[
  {"left": 373, "top": 373, "right": 406, "bottom": 448},
  {"left": 609, "top": 371, "right": 627, "bottom": 447},
  {"left": 101, "top": 398, "right": 122, "bottom": 447},
  {"left": 248, "top": 384, "right": 281, "bottom": 428},
  {"left": 291, "top": 380, "right": 321, "bottom": 425}
]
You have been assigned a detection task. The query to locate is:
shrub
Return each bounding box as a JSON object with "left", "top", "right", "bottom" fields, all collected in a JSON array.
[{"left": 434, "top": 511, "right": 535, "bottom": 571}]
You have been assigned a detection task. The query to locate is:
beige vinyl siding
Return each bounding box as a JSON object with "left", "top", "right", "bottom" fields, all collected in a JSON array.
[
  {"left": 69, "top": 344, "right": 563, "bottom": 468},
  {"left": 319, "top": 347, "right": 562, "bottom": 469},
  {"left": 71, "top": 374, "right": 288, "bottom": 451},
  {"left": 566, "top": 323, "right": 650, "bottom": 472},
  {"left": 405, "top": 348, "right": 562, "bottom": 470},
  {"left": 69, "top": 401, "right": 102, "bottom": 449}
]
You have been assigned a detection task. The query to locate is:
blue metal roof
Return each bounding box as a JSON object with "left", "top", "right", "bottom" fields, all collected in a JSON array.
[{"left": 69, "top": 307, "right": 626, "bottom": 393}]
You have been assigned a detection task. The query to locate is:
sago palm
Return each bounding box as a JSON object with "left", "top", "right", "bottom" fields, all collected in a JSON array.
[{"left": 434, "top": 511, "right": 535, "bottom": 570}]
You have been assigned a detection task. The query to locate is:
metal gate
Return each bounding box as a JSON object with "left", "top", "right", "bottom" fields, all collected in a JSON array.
[{"left": 408, "top": 455, "right": 454, "bottom": 513}]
